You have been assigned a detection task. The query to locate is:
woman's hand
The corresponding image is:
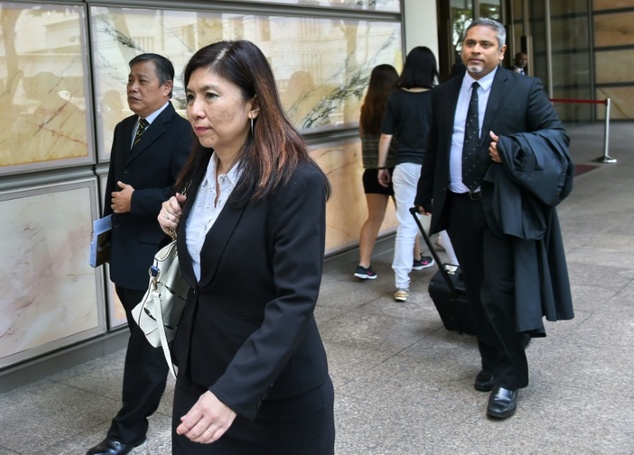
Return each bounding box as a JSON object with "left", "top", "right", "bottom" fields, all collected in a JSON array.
[
  {"left": 158, "top": 193, "right": 187, "bottom": 238},
  {"left": 176, "top": 391, "right": 237, "bottom": 444},
  {"left": 378, "top": 168, "right": 391, "bottom": 187}
]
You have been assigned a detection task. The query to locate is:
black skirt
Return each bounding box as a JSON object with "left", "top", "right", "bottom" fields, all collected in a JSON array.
[{"left": 172, "top": 377, "right": 335, "bottom": 455}]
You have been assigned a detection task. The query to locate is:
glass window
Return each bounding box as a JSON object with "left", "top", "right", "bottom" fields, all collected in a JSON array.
[
  {"left": 479, "top": 1, "right": 501, "bottom": 21},
  {"left": 451, "top": 0, "right": 474, "bottom": 51},
  {"left": 0, "top": 2, "right": 93, "bottom": 175},
  {"left": 90, "top": 6, "right": 402, "bottom": 160},
  {"left": 221, "top": 0, "right": 400, "bottom": 13}
]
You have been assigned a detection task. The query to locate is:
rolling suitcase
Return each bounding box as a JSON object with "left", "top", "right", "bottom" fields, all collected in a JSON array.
[{"left": 409, "top": 207, "right": 476, "bottom": 335}]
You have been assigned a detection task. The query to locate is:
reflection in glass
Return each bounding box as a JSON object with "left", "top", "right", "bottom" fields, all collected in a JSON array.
[
  {"left": 450, "top": 0, "right": 500, "bottom": 52},
  {"left": 479, "top": 1, "right": 501, "bottom": 21},
  {"left": 91, "top": 6, "right": 401, "bottom": 159},
  {"left": 451, "top": 0, "right": 473, "bottom": 53},
  {"left": 530, "top": 1, "right": 592, "bottom": 122},
  {"left": 0, "top": 3, "right": 90, "bottom": 171},
  {"left": 219, "top": 0, "right": 400, "bottom": 13}
]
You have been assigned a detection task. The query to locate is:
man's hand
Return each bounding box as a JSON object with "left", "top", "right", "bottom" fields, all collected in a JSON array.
[
  {"left": 413, "top": 205, "right": 431, "bottom": 216},
  {"left": 489, "top": 131, "right": 501, "bottom": 163},
  {"left": 111, "top": 181, "right": 134, "bottom": 213}
]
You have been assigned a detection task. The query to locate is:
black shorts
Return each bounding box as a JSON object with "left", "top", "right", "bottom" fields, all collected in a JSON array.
[{"left": 362, "top": 168, "right": 394, "bottom": 196}]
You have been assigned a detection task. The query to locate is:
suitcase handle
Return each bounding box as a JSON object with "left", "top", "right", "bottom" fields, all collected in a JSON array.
[{"left": 409, "top": 207, "right": 458, "bottom": 295}]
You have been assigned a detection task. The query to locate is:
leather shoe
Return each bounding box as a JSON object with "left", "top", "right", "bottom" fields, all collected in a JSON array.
[
  {"left": 86, "top": 438, "right": 143, "bottom": 455},
  {"left": 474, "top": 370, "right": 494, "bottom": 392},
  {"left": 487, "top": 386, "right": 518, "bottom": 419}
]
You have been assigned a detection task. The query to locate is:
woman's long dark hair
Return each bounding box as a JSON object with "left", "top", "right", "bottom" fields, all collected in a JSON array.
[
  {"left": 359, "top": 64, "right": 399, "bottom": 135},
  {"left": 398, "top": 46, "right": 438, "bottom": 89},
  {"left": 176, "top": 40, "right": 329, "bottom": 202}
]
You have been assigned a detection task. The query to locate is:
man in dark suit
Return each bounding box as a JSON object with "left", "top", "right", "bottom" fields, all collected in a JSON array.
[
  {"left": 87, "top": 54, "right": 191, "bottom": 455},
  {"left": 511, "top": 51, "right": 528, "bottom": 75},
  {"left": 415, "top": 18, "right": 573, "bottom": 419}
]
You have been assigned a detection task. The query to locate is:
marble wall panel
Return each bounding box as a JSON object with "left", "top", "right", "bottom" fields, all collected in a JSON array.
[
  {"left": 310, "top": 139, "right": 396, "bottom": 255},
  {"left": 0, "top": 3, "right": 92, "bottom": 174},
  {"left": 90, "top": 6, "right": 402, "bottom": 159},
  {"left": 0, "top": 180, "right": 104, "bottom": 368},
  {"left": 594, "top": 12, "right": 634, "bottom": 48}
]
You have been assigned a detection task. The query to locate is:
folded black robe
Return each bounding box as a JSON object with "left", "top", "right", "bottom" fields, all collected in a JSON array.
[{"left": 482, "top": 129, "right": 575, "bottom": 335}]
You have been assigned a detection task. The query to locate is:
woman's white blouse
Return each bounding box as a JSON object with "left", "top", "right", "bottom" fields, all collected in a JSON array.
[{"left": 185, "top": 154, "right": 242, "bottom": 281}]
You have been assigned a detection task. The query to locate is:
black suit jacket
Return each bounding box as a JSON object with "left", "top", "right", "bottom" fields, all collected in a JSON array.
[
  {"left": 416, "top": 67, "right": 573, "bottom": 333},
  {"left": 104, "top": 102, "right": 191, "bottom": 291},
  {"left": 172, "top": 161, "right": 330, "bottom": 421},
  {"left": 416, "top": 67, "right": 566, "bottom": 234}
]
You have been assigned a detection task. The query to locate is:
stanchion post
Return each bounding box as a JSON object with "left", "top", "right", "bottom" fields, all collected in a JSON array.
[{"left": 593, "top": 98, "right": 616, "bottom": 163}]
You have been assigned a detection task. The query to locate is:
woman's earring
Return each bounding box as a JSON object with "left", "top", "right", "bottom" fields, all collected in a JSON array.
[{"left": 250, "top": 117, "right": 254, "bottom": 135}]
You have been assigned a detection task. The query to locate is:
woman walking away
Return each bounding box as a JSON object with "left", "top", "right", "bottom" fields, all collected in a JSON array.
[
  {"left": 377, "top": 46, "right": 438, "bottom": 301},
  {"left": 355, "top": 64, "right": 425, "bottom": 280}
]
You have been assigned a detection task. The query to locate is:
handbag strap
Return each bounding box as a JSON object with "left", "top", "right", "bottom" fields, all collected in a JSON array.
[
  {"left": 169, "top": 180, "right": 191, "bottom": 241},
  {"left": 153, "top": 288, "right": 178, "bottom": 379}
]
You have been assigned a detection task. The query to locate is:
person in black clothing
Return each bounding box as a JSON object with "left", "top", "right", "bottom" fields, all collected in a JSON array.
[
  {"left": 354, "top": 64, "right": 426, "bottom": 280},
  {"left": 415, "top": 18, "right": 573, "bottom": 420},
  {"left": 450, "top": 56, "right": 466, "bottom": 79},
  {"left": 157, "top": 40, "right": 335, "bottom": 455},
  {"left": 87, "top": 53, "right": 191, "bottom": 455},
  {"left": 377, "top": 46, "right": 438, "bottom": 302},
  {"left": 511, "top": 51, "right": 528, "bottom": 75}
]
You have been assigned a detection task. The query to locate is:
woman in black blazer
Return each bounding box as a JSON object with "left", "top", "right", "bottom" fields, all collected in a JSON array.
[{"left": 158, "top": 41, "right": 334, "bottom": 454}]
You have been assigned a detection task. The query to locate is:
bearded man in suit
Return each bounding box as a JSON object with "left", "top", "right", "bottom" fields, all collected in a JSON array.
[
  {"left": 415, "top": 18, "right": 573, "bottom": 420},
  {"left": 87, "top": 53, "right": 191, "bottom": 455}
]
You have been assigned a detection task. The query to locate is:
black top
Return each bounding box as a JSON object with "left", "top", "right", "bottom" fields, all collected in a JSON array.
[{"left": 381, "top": 88, "right": 433, "bottom": 165}]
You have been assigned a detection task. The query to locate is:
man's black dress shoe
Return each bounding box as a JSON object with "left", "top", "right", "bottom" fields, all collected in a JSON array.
[
  {"left": 487, "top": 386, "right": 518, "bottom": 419},
  {"left": 474, "top": 370, "right": 494, "bottom": 392},
  {"left": 86, "top": 438, "right": 142, "bottom": 455}
]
